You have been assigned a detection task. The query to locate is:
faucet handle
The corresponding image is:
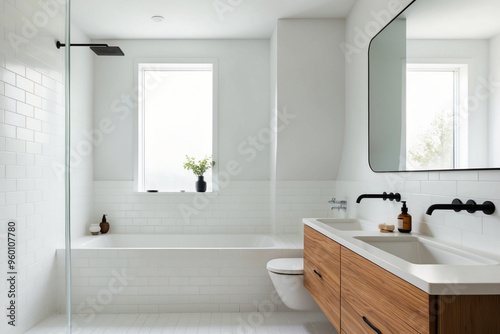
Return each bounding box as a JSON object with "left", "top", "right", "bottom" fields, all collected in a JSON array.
[
  {"left": 452, "top": 198, "right": 463, "bottom": 212},
  {"left": 331, "top": 204, "right": 347, "bottom": 211},
  {"left": 328, "top": 198, "right": 347, "bottom": 205}
]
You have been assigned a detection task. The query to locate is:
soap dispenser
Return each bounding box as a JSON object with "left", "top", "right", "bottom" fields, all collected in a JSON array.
[
  {"left": 397, "top": 201, "right": 412, "bottom": 233},
  {"left": 99, "top": 214, "right": 110, "bottom": 234}
]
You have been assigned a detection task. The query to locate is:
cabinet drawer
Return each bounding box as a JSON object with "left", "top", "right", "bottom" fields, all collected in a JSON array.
[
  {"left": 341, "top": 247, "right": 434, "bottom": 334},
  {"left": 304, "top": 225, "right": 341, "bottom": 289},
  {"left": 342, "top": 297, "right": 419, "bottom": 334},
  {"left": 304, "top": 225, "right": 341, "bottom": 330},
  {"left": 304, "top": 258, "right": 341, "bottom": 330}
]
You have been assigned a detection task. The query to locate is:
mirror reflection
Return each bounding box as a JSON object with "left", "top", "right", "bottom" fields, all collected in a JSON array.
[{"left": 369, "top": 0, "right": 500, "bottom": 172}]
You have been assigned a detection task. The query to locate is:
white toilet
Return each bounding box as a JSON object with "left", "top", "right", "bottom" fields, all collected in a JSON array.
[{"left": 266, "top": 258, "right": 320, "bottom": 311}]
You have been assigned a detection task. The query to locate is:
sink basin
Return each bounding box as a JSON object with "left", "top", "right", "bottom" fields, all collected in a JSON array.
[
  {"left": 354, "top": 236, "right": 498, "bottom": 265},
  {"left": 316, "top": 219, "right": 364, "bottom": 231}
]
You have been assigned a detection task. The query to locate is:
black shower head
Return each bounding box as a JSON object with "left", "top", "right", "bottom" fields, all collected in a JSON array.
[
  {"left": 90, "top": 46, "right": 124, "bottom": 56},
  {"left": 56, "top": 41, "right": 125, "bottom": 56}
]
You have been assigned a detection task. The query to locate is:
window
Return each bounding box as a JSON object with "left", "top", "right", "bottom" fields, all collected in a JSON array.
[
  {"left": 405, "top": 64, "right": 467, "bottom": 170},
  {"left": 137, "top": 61, "right": 217, "bottom": 192}
]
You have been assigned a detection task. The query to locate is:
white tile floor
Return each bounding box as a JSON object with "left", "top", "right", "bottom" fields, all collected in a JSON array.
[{"left": 27, "top": 312, "right": 337, "bottom": 334}]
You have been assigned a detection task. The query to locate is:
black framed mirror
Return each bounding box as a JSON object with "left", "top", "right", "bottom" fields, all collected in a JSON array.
[{"left": 369, "top": 0, "right": 500, "bottom": 172}]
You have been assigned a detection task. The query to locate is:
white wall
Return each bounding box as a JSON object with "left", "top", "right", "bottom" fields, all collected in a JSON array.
[
  {"left": 270, "top": 28, "right": 278, "bottom": 181},
  {"left": 92, "top": 39, "right": 270, "bottom": 181},
  {"left": 90, "top": 34, "right": 343, "bottom": 234},
  {"left": 70, "top": 24, "right": 94, "bottom": 239},
  {"left": 275, "top": 19, "right": 345, "bottom": 181},
  {"left": 0, "top": 1, "right": 66, "bottom": 332},
  {"left": 489, "top": 33, "right": 500, "bottom": 166},
  {"left": 337, "top": 0, "right": 500, "bottom": 257}
]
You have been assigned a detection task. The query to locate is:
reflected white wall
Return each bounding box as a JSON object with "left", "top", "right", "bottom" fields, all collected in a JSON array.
[{"left": 369, "top": 19, "right": 406, "bottom": 171}]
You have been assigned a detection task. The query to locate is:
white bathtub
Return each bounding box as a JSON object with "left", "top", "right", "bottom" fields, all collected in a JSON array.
[
  {"left": 71, "top": 233, "right": 300, "bottom": 249},
  {"left": 59, "top": 234, "right": 303, "bottom": 313}
]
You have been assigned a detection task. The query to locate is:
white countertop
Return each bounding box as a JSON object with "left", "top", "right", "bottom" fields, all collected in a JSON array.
[{"left": 303, "top": 218, "right": 500, "bottom": 295}]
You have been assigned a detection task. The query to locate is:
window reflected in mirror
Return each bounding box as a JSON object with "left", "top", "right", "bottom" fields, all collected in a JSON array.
[{"left": 406, "top": 66, "right": 462, "bottom": 170}]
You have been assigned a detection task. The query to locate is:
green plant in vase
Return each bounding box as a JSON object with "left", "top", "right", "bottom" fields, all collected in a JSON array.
[{"left": 183, "top": 155, "right": 215, "bottom": 192}]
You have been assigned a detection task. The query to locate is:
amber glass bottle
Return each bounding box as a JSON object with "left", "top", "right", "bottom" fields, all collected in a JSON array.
[
  {"left": 397, "top": 201, "right": 412, "bottom": 233},
  {"left": 99, "top": 214, "right": 110, "bottom": 234}
]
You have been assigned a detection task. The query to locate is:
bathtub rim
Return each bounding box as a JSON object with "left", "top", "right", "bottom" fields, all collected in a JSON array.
[{"left": 66, "top": 233, "right": 303, "bottom": 250}]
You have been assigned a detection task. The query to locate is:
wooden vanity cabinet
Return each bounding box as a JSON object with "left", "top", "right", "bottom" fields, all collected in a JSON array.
[
  {"left": 436, "top": 295, "right": 500, "bottom": 334},
  {"left": 303, "top": 225, "right": 500, "bottom": 334},
  {"left": 303, "top": 225, "right": 341, "bottom": 331}
]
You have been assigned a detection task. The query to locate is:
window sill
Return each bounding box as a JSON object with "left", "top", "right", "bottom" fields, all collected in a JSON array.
[{"left": 134, "top": 191, "right": 219, "bottom": 196}]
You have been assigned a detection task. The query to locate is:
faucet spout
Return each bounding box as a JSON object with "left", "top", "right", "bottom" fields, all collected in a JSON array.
[
  {"left": 425, "top": 199, "right": 465, "bottom": 215},
  {"left": 356, "top": 192, "right": 401, "bottom": 203},
  {"left": 426, "top": 199, "right": 496, "bottom": 215}
]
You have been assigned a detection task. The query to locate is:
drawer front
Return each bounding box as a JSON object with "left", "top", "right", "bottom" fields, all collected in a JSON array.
[
  {"left": 341, "top": 246, "right": 434, "bottom": 334},
  {"left": 304, "top": 225, "right": 341, "bottom": 330},
  {"left": 304, "top": 225, "right": 341, "bottom": 289},
  {"left": 341, "top": 297, "right": 419, "bottom": 334},
  {"left": 304, "top": 262, "right": 341, "bottom": 330}
]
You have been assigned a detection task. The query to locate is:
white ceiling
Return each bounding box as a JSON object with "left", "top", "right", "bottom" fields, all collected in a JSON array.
[
  {"left": 405, "top": 0, "right": 500, "bottom": 39},
  {"left": 72, "top": 0, "right": 357, "bottom": 39}
]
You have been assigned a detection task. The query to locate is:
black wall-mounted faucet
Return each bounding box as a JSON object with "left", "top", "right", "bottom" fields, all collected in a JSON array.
[
  {"left": 356, "top": 192, "right": 401, "bottom": 203},
  {"left": 426, "top": 198, "right": 495, "bottom": 215}
]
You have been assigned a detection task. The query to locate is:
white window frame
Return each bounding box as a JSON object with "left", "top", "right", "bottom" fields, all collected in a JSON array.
[{"left": 134, "top": 58, "right": 219, "bottom": 193}]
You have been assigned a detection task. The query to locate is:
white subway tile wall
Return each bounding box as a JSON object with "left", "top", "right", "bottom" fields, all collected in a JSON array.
[
  {"left": 92, "top": 180, "right": 336, "bottom": 235},
  {"left": 0, "top": 1, "right": 66, "bottom": 333},
  {"left": 337, "top": 170, "right": 500, "bottom": 255}
]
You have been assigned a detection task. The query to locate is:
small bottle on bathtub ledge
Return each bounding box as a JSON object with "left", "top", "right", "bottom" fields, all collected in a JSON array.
[{"left": 100, "top": 214, "right": 110, "bottom": 234}]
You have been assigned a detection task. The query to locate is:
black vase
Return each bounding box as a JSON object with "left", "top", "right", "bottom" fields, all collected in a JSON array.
[{"left": 195, "top": 176, "right": 207, "bottom": 192}]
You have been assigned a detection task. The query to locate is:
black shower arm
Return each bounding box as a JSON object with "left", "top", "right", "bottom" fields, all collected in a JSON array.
[{"left": 56, "top": 41, "right": 109, "bottom": 49}]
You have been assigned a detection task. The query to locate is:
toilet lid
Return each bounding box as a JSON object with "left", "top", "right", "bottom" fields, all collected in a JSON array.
[{"left": 267, "top": 258, "right": 303, "bottom": 275}]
